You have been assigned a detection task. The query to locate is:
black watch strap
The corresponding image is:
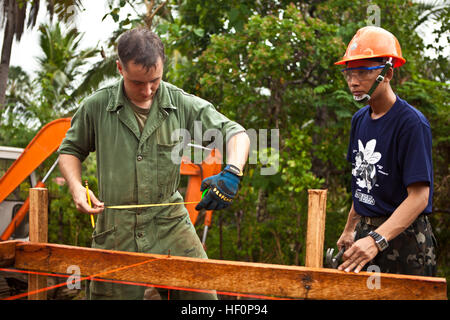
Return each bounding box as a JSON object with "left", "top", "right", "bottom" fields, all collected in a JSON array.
[{"left": 368, "top": 230, "right": 389, "bottom": 252}]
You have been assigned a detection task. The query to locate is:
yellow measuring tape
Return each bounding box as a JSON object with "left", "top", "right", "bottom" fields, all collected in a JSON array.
[
  {"left": 105, "top": 189, "right": 209, "bottom": 210},
  {"left": 105, "top": 201, "right": 199, "bottom": 210}
]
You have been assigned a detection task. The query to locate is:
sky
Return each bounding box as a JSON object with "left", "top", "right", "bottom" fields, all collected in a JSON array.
[
  {"left": 2, "top": 1, "right": 136, "bottom": 76},
  {"left": 0, "top": 1, "right": 448, "bottom": 78}
]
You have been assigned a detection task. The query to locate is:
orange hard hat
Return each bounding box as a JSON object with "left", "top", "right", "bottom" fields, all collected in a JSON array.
[{"left": 335, "top": 26, "right": 406, "bottom": 68}]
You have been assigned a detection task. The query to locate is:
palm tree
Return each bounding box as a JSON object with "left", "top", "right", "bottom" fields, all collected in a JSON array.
[
  {"left": 0, "top": 0, "right": 84, "bottom": 113},
  {"left": 36, "top": 22, "right": 98, "bottom": 117},
  {"left": 3, "top": 22, "right": 98, "bottom": 131},
  {"left": 2, "top": 65, "right": 36, "bottom": 134}
]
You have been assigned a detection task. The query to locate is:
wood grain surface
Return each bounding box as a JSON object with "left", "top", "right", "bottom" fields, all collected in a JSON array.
[{"left": 10, "top": 241, "right": 447, "bottom": 300}]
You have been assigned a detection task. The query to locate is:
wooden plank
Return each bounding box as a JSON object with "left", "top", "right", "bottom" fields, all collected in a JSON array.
[
  {"left": 0, "top": 240, "right": 20, "bottom": 267},
  {"left": 14, "top": 242, "right": 447, "bottom": 300},
  {"left": 28, "top": 188, "right": 48, "bottom": 300},
  {"left": 305, "top": 189, "right": 327, "bottom": 268}
]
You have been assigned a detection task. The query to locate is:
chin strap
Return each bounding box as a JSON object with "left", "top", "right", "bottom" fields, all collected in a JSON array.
[{"left": 354, "top": 58, "right": 393, "bottom": 104}]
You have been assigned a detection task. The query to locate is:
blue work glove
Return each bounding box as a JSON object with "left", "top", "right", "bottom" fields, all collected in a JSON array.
[{"left": 195, "top": 165, "right": 243, "bottom": 211}]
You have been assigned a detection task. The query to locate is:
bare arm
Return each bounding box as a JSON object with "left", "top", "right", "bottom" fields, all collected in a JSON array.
[
  {"left": 225, "top": 131, "right": 250, "bottom": 171},
  {"left": 337, "top": 203, "right": 360, "bottom": 250},
  {"left": 58, "top": 154, "right": 104, "bottom": 214},
  {"left": 344, "top": 203, "right": 360, "bottom": 233},
  {"left": 375, "top": 182, "right": 429, "bottom": 241}
]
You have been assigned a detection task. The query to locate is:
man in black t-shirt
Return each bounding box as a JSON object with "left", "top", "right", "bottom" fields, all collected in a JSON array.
[{"left": 334, "top": 26, "right": 437, "bottom": 276}]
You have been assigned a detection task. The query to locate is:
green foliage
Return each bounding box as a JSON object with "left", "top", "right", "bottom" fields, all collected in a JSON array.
[
  {"left": 0, "top": 21, "right": 99, "bottom": 247},
  {"left": 181, "top": 3, "right": 346, "bottom": 266},
  {"left": 159, "top": 0, "right": 449, "bottom": 279},
  {"left": 48, "top": 155, "right": 98, "bottom": 247},
  {"left": 0, "top": 22, "right": 99, "bottom": 134}
]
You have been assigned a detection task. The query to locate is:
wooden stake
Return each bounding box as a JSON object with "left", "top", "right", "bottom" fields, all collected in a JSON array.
[
  {"left": 305, "top": 189, "right": 327, "bottom": 268},
  {"left": 28, "top": 187, "right": 48, "bottom": 300}
]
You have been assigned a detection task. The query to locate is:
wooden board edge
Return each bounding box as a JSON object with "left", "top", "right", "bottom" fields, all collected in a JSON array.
[
  {"left": 0, "top": 240, "right": 23, "bottom": 267},
  {"left": 14, "top": 242, "right": 448, "bottom": 300}
]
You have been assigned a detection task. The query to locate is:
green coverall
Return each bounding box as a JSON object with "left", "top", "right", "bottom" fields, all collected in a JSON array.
[{"left": 58, "top": 79, "right": 245, "bottom": 299}]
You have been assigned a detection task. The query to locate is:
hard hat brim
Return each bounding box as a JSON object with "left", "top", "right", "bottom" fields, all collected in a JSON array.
[{"left": 335, "top": 54, "right": 406, "bottom": 68}]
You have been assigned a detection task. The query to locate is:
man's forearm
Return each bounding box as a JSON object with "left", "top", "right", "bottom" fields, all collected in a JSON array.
[
  {"left": 58, "top": 154, "right": 83, "bottom": 195},
  {"left": 226, "top": 131, "right": 250, "bottom": 171},
  {"left": 344, "top": 202, "right": 360, "bottom": 232},
  {"left": 375, "top": 183, "right": 429, "bottom": 241}
]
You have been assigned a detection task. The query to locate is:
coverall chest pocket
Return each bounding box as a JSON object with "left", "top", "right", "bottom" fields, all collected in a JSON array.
[
  {"left": 91, "top": 226, "right": 117, "bottom": 248},
  {"left": 157, "top": 139, "right": 182, "bottom": 187}
]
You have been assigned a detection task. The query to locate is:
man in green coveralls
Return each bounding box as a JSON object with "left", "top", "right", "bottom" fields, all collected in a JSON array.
[{"left": 58, "top": 28, "right": 250, "bottom": 300}]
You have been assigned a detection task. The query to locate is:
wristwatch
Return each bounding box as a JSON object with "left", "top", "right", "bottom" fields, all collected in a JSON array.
[
  {"left": 368, "top": 231, "right": 389, "bottom": 252},
  {"left": 224, "top": 164, "right": 244, "bottom": 179}
]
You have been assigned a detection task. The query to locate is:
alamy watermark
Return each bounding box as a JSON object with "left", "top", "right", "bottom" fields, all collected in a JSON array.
[
  {"left": 66, "top": 265, "right": 81, "bottom": 290},
  {"left": 366, "top": 264, "right": 381, "bottom": 290},
  {"left": 366, "top": 3, "right": 381, "bottom": 27},
  {"left": 169, "top": 121, "right": 279, "bottom": 175}
]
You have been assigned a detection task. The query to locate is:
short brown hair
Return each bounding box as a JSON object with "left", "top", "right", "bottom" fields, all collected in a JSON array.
[{"left": 117, "top": 28, "right": 165, "bottom": 71}]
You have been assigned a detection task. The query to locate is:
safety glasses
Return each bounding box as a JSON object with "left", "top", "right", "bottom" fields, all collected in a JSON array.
[{"left": 341, "top": 65, "right": 385, "bottom": 81}]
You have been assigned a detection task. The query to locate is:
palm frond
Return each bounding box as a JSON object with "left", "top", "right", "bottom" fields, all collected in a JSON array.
[
  {"left": 413, "top": 0, "right": 449, "bottom": 29},
  {"left": 67, "top": 55, "right": 119, "bottom": 105}
]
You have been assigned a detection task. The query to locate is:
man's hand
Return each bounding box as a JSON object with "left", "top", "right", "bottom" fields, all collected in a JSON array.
[
  {"left": 71, "top": 184, "right": 104, "bottom": 215},
  {"left": 337, "top": 230, "right": 356, "bottom": 251},
  {"left": 338, "top": 236, "right": 379, "bottom": 273},
  {"left": 195, "top": 165, "right": 242, "bottom": 211},
  {"left": 59, "top": 154, "right": 104, "bottom": 215}
]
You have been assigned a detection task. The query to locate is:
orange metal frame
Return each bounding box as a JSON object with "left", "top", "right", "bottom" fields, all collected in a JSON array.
[
  {"left": 0, "top": 118, "right": 222, "bottom": 240},
  {"left": 181, "top": 149, "right": 222, "bottom": 226}
]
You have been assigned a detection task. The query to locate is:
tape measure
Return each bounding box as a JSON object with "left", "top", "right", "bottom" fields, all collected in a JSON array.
[
  {"left": 106, "top": 201, "right": 199, "bottom": 209},
  {"left": 105, "top": 189, "right": 209, "bottom": 210}
]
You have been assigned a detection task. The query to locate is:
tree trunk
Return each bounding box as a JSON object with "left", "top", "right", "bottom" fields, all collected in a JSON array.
[
  {"left": 219, "top": 211, "right": 223, "bottom": 260},
  {"left": 58, "top": 208, "right": 64, "bottom": 243},
  {"left": 143, "top": 0, "right": 168, "bottom": 29},
  {"left": 0, "top": 0, "right": 16, "bottom": 114},
  {"left": 255, "top": 188, "right": 267, "bottom": 222},
  {"left": 294, "top": 204, "right": 302, "bottom": 265},
  {"left": 235, "top": 210, "right": 243, "bottom": 251}
]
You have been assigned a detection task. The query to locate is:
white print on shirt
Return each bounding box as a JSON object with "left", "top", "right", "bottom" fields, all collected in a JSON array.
[
  {"left": 355, "top": 190, "right": 375, "bottom": 205},
  {"left": 352, "top": 139, "right": 382, "bottom": 193}
]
